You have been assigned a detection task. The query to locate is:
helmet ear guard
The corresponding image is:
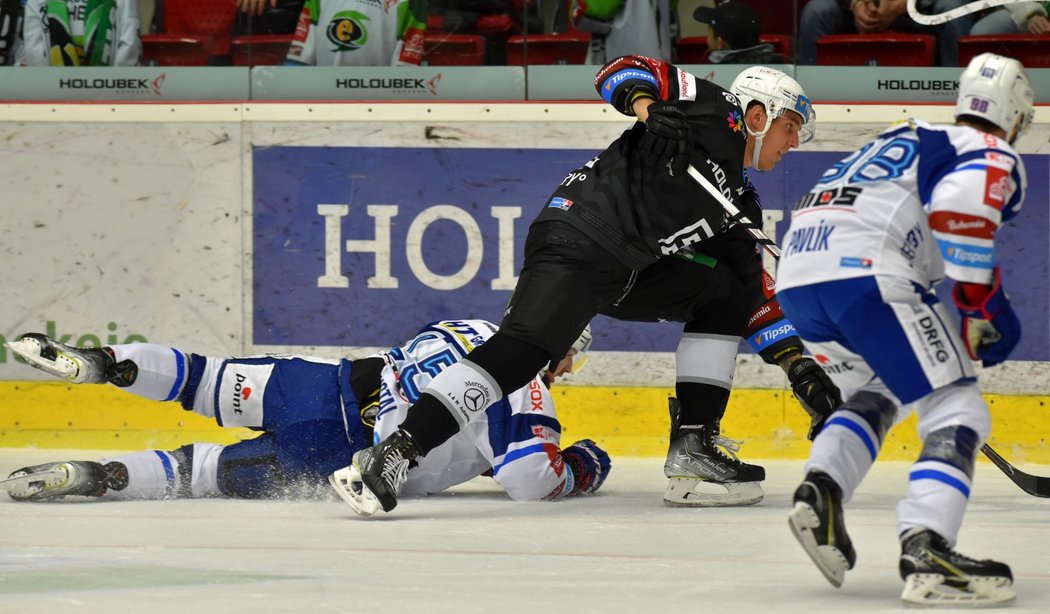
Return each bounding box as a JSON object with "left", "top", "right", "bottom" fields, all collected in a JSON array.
[
  {"left": 570, "top": 323, "right": 593, "bottom": 372},
  {"left": 955, "top": 53, "right": 1035, "bottom": 145}
]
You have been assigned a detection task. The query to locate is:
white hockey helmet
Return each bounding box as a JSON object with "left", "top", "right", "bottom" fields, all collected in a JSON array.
[
  {"left": 955, "top": 53, "right": 1034, "bottom": 144},
  {"left": 730, "top": 66, "right": 816, "bottom": 144}
]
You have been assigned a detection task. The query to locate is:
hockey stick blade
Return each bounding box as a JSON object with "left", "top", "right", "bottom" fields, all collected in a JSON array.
[
  {"left": 907, "top": 0, "right": 1030, "bottom": 26},
  {"left": 981, "top": 444, "right": 1050, "bottom": 498}
]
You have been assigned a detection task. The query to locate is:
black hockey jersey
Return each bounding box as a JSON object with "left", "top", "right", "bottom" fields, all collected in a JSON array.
[{"left": 533, "top": 55, "right": 750, "bottom": 270}]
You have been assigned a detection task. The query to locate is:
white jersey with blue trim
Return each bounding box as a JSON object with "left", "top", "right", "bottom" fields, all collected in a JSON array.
[
  {"left": 776, "top": 120, "right": 1026, "bottom": 291},
  {"left": 373, "top": 320, "right": 573, "bottom": 501}
]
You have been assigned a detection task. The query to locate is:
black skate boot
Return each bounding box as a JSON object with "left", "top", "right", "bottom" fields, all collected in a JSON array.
[
  {"left": 4, "top": 333, "right": 137, "bottom": 386},
  {"left": 663, "top": 398, "right": 765, "bottom": 507},
  {"left": 899, "top": 528, "right": 1015, "bottom": 606},
  {"left": 330, "top": 430, "right": 421, "bottom": 516},
  {"left": 3, "top": 461, "right": 129, "bottom": 501},
  {"left": 789, "top": 471, "right": 856, "bottom": 588}
]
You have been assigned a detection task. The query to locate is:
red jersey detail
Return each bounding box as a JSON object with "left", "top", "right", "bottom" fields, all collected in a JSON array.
[
  {"left": 928, "top": 211, "right": 995, "bottom": 240},
  {"left": 983, "top": 165, "right": 1009, "bottom": 209}
]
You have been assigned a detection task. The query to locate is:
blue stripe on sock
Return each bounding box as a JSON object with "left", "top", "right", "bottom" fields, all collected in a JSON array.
[
  {"left": 910, "top": 468, "right": 971, "bottom": 498},
  {"left": 164, "top": 349, "right": 186, "bottom": 402},
  {"left": 826, "top": 415, "right": 877, "bottom": 460},
  {"left": 155, "top": 450, "right": 176, "bottom": 499}
]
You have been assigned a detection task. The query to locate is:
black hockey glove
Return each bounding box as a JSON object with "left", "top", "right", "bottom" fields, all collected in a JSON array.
[
  {"left": 640, "top": 103, "right": 690, "bottom": 176},
  {"left": 786, "top": 357, "right": 842, "bottom": 441}
]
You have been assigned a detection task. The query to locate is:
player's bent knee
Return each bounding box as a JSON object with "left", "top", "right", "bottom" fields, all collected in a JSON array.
[
  {"left": 841, "top": 390, "right": 896, "bottom": 442},
  {"left": 919, "top": 425, "right": 979, "bottom": 478}
]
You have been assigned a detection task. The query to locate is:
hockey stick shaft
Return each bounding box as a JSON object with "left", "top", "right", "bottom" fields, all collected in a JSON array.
[
  {"left": 684, "top": 162, "right": 1050, "bottom": 497},
  {"left": 685, "top": 164, "right": 780, "bottom": 260},
  {"left": 907, "top": 0, "right": 1030, "bottom": 26}
]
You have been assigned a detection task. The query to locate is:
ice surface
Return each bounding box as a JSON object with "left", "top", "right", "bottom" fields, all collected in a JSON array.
[{"left": 1, "top": 450, "right": 1047, "bottom": 613}]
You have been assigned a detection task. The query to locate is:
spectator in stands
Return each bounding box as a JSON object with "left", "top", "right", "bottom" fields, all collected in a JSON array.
[
  {"left": 798, "top": 0, "right": 974, "bottom": 66},
  {"left": 14, "top": 0, "right": 142, "bottom": 66},
  {"left": 284, "top": 0, "right": 427, "bottom": 66},
  {"left": 0, "top": 0, "right": 20, "bottom": 65},
  {"left": 234, "top": 0, "right": 305, "bottom": 37},
  {"left": 570, "top": 0, "right": 675, "bottom": 64},
  {"left": 971, "top": 1, "right": 1048, "bottom": 36},
  {"left": 693, "top": 1, "right": 786, "bottom": 64}
]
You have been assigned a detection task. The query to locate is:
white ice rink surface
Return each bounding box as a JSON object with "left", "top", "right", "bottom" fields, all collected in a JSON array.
[{"left": 1, "top": 449, "right": 1047, "bottom": 613}]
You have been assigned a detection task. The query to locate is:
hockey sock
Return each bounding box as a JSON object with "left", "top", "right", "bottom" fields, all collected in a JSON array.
[
  {"left": 109, "top": 343, "right": 191, "bottom": 402},
  {"left": 674, "top": 382, "right": 731, "bottom": 429}
]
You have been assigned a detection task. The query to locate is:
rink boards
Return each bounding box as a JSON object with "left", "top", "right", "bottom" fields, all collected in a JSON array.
[
  {"left": 0, "top": 102, "right": 1048, "bottom": 461},
  {"left": 0, "top": 381, "right": 1046, "bottom": 463}
]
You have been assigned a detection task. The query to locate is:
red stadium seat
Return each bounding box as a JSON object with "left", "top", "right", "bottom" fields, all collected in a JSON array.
[
  {"left": 817, "top": 33, "right": 935, "bottom": 66},
  {"left": 675, "top": 35, "right": 792, "bottom": 64},
  {"left": 140, "top": 34, "right": 212, "bottom": 67},
  {"left": 164, "top": 0, "right": 239, "bottom": 57},
  {"left": 423, "top": 33, "right": 486, "bottom": 66},
  {"left": 958, "top": 34, "right": 1050, "bottom": 68},
  {"left": 231, "top": 35, "right": 293, "bottom": 66},
  {"left": 505, "top": 33, "right": 590, "bottom": 65}
]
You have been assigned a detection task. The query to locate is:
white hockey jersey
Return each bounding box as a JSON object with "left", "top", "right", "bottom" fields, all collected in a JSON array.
[
  {"left": 373, "top": 320, "right": 574, "bottom": 501},
  {"left": 285, "top": 0, "right": 426, "bottom": 66},
  {"left": 777, "top": 120, "right": 1027, "bottom": 291},
  {"left": 15, "top": 0, "right": 140, "bottom": 66}
]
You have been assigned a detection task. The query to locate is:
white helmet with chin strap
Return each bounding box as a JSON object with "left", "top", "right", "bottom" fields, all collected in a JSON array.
[
  {"left": 730, "top": 67, "right": 815, "bottom": 169},
  {"left": 955, "top": 52, "right": 1034, "bottom": 145}
]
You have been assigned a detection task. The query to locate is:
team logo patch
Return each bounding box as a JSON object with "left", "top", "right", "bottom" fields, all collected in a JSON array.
[
  {"left": 327, "top": 12, "right": 369, "bottom": 51},
  {"left": 840, "top": 257, "right": 873, "bottom": 269},
  {"left": 727, "top": 110, "right": 743, "bottom": 133},
  {"left": 983, "top": 166, "right": 1009, "bottom": 208},
  {"left": 548, "top": 197, "right": 573, "bottom": 210}
]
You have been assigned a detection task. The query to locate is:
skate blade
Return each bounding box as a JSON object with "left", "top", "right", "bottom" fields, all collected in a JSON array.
[
  {"left": 788, "top": 502, "right": 850, "bottom": 588},
  {"left": 329, "top": 466, "right": 383, "bottom": 517},
  {"left": 4, "top": 339, "right": 80, "bottom": 381},
  {"left": 663, "top": 477, "right": 763, "bottom": 507},
  {"left": 901, "top": 573, "right": 1016, "bottom": 608},
  {"left": 1, "top": 465, "right": 74, "bottom": 501}
]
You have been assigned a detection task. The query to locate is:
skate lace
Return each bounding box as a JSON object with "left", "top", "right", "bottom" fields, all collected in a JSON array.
[
  {"left": 380, "top": 449, "right": 410, "bottom": 492},
  {"left": 710, "top": 434, "right": 743, "bottom": 462}
]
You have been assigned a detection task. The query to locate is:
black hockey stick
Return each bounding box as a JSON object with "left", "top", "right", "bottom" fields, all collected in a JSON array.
[
  {"left": 685, "top": 163, "right": 1050, "bottom": 497},
  {"left": 980, "top": 444, "right": 1050, "bottom": 498}
]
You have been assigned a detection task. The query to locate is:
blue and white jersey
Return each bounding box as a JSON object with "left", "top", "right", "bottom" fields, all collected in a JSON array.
[
  {"left": 777, "top": 120, "right": 1026, "bottom": 292},
  {"left": 373, "top": 320, "right": 573, "bottom": 501}
]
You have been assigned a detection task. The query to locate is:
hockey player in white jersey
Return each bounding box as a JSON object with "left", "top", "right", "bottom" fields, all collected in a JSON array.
[
  {"left": 776, "top": 53, "right": 1033, "bottom": 607},
  {"left": 1, "top": 320, "right": 609, "bottom": 512},
  {"left": 15, "top": 0, "right": 141, "bottom": 66}
]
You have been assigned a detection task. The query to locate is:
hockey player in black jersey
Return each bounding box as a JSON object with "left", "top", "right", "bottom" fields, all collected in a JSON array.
[{"left": 343, "top": 55, "right": 841, "bottom": 515}]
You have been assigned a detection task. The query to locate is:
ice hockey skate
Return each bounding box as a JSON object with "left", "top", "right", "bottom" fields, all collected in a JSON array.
[
  {"left": 2, "top": 461, "right": 128, "bottom": 501},
  {"left": 663, "top": 398, "right": 765, "bottom": 507},
  {"left": 331, "top": 430, "right": 419, "bottom": 516},
  {"left": 788, "top": 471, "right": 856, "bottom": 588},
  {"left": 898, "top": 528, "right": 1015, "bottom": 607},
  {"left": 4, "top": 333, "right": 136, "bottom": 386}
]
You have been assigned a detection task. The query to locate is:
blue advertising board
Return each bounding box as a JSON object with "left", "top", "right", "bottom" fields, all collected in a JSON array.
[{"left": 253, "top": 147, "right": 1048, "bottom": 360}]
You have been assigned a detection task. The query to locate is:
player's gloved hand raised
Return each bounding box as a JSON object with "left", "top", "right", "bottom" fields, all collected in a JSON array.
[
  {"left": 561, "top": 439, "right": 611, "bottom": 496},
  {"left": 787, "top": 357, "right": 842, "bottom": 440},
  {"left": 952, "top": 268, "right": 1021, "bottom": 368},
  {"left": 640, "top": 103, "right": 690, "bottom": 176}
]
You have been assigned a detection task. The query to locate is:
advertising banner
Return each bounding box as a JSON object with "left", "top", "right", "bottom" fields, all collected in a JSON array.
[{"left": 253, "top": 146, "right": 1049, "bottom": 360}]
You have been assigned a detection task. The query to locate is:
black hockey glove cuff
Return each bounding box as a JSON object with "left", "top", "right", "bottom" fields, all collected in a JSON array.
[
  {"left": 786, "top": 357, "right": 842, "bottom": 441},
  {"left": 641, "top": 103, "right": 690, "bottom": 176}
]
